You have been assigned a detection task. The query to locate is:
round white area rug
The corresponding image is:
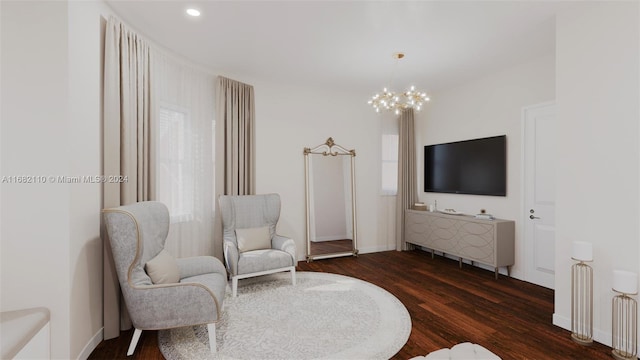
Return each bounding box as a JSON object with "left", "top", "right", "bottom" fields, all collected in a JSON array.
[{"left": 158, "top": 271, "right": 411, "bottom": 360}]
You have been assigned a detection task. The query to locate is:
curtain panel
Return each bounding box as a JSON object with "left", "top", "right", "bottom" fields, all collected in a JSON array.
[
  {"left": 395, "top": 109, "right": 418, "bottom": 251},
  {"left": 215, "top": 76, "right": 256, "bottom": 196},
  {"left": 103, "top": 16, "right": 153, "bottom": 339}
]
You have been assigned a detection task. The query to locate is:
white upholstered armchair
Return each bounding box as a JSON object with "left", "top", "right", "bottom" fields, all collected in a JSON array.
[
  {"left": 218, "top": 194, "right": 297, "bottom": 297},
  {"left": 102, "top": 201, "right": 227, "bottom": 356}
]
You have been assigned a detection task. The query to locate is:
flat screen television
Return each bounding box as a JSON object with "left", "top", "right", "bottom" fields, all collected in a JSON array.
[{"left": 424, "top": 135, "right": 506, "bottom": 196}]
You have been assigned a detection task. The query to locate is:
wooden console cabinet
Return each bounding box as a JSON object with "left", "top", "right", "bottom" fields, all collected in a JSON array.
[{"left": 405, "top": 209, "right": 515, "bottom": 279}]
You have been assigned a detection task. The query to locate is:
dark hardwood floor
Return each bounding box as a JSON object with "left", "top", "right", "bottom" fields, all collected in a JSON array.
[
  {"left": 89, "top": 250, "right": 613, "bottom": 359},
  {"left": 309, "top": 239, "right": 353, "bottom": 255}
]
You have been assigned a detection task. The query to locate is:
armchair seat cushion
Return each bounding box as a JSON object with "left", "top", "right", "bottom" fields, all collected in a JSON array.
[
  {"left": 180, "top": 273, "right": 227, "bottom": 306},
  {"left": 237, "top": 249, "right": 293, "bottom": 275}
]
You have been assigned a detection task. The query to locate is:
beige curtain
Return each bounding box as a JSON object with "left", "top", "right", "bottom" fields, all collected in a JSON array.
[
  {"left": 102, "top": 16, "right": 153, "bottom": 340},
  {"left": 213, "top": 76, "right": 255, "bottom": 259},
  {"left": 216, "top": 76, "right": 256, "bottom": 195},
  {"left": 395, "top": 108, "right": 418, "bottom": 251}
]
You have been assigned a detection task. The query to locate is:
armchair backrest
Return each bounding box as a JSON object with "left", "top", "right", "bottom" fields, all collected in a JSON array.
[
  {"left": 218, "top": 194, "right": 281, "bottom": 247},
  {"left": 103, "top": 201, "right": 171, "bottom": 290}
]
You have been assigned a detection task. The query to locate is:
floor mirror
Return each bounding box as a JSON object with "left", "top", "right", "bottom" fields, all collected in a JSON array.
[{"left": 304, "top": 137, "right": 358, "bottom": 261}]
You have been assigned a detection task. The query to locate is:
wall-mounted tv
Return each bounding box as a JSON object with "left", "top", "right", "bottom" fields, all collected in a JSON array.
[{"left": 424, "top": 135, "right": 506, "bottom": 196}]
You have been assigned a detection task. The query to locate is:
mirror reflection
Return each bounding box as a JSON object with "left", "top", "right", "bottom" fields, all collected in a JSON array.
[{"left": 304, "top": 138, "right": 358, "bottom": 261}]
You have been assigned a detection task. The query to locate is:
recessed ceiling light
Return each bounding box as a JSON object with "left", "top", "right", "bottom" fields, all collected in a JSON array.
[{"left": 186, "top": 8, "right": 201, "bottom": 17}]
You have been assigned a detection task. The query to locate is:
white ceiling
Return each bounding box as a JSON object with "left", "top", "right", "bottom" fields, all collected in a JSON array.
[{"left": 105, "top": 1, "right": 570, "bottom": 94}]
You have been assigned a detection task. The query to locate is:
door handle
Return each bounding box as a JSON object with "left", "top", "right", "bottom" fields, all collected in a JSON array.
[{"left": 529, "top": 215, "right": 540, "bottom": 220}]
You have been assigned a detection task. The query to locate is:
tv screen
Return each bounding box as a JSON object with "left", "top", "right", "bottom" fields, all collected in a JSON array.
[{"left": 424, "top": 135, "right": 506, "bottom": 196}]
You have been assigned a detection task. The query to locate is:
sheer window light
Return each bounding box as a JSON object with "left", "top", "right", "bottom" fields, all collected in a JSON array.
[
  {"left": 158, "top": 105, "right": 195, "bottom": 222},
  {"left": 153, "top": 51, "right": 215, "bottom": 258},
  {"left": 381, "top": 134, "right": 399, "bottom": 195}
]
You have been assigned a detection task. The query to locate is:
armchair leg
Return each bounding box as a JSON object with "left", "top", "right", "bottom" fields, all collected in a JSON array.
[
  {"left": 231, "top": 266, "right": 296, "bottom": 296},
  {"left": 207, "top": 323, "right": 217, "bottom": 353},
  {"left": 291, "top": 267, "right": 296, "bottom": 286},
  {"left": 126, "top": 328, "right": 142, "bottom": 356},
  {"left": 232, "top": 276, "right": 238, "bottom": 297}
]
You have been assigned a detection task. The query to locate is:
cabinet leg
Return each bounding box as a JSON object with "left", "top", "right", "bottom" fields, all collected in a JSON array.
[
  {"left": 431, "top": 249, "right": 434, "bottom": 259},
  {"left": 495, "top": 268, "right": 499, "bottom": 280},
  {"left": 459, "top": 258, "right": 463, "bottom": 269},
  {"left": 507, "top": 266, "right": 511, "bottom": 277}
]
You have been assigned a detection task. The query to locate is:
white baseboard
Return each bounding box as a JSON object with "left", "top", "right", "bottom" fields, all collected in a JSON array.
[
  {"left": 358, "top": 244, "right": 395, "bottom": 254},
  {"left": 77, "top": 327, "right": 103, "bottom": 360},
  {"left": 312, "top": 235, "right": 350, "bottom": 242},
  {"left": 553, "top": 313, "right": 612, "bottom": 347},
  {"left": 296, "top": 244, "right": 394, "bottom": 261},
  {"left": 552, "top": 312, "right": 570, "bottom": 330}
]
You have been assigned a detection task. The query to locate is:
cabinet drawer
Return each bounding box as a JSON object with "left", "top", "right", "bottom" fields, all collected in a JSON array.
[{"left": 404, "top": 210, "right": 514, "bottom": 269}]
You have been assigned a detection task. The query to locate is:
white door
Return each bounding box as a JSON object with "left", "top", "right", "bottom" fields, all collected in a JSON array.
[{"left": 523, "top": 102, "right": 556, "bottom": 289}]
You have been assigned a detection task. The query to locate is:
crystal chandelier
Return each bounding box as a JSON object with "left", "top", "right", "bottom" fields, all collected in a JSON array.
[{"left": 368, "top": 53, "right": 430, "bottom": 115}]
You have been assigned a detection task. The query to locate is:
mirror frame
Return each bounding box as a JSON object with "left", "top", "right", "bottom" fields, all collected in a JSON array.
[{"left": 304, "top": 137, "right": 358, "bottom": 262}]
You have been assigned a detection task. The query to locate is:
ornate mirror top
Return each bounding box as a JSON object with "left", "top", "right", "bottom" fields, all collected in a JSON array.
[{"left": 304, "top": 137, "right": 356, "bottom": 156}]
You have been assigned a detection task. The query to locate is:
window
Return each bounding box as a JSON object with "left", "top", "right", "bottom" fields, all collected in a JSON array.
[
  {"left": 152, "top": 52, "right": 216, "bottom": 257},
  {"left": 157, "top": 105, "right": 194, "bottom": 222},
  {"left": 381, "top": 134, "right": 399, "bottom": 195}
]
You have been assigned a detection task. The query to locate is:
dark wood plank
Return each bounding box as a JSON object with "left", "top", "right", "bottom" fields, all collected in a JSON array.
[
  {"left": 309, "top": 239, "right": 353, "bottom": 255},
  {"left": 89, "top": 250, "right": 614, "bottom": 359},
  {"left": 89, "top": 328, "right": 163, "bottom": 360},
  {"left": 299, "top": 250, "right": 613, "bottom": 360}
]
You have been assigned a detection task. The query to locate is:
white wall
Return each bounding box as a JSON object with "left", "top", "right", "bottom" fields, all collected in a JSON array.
[
  {"left": 1, "top": 1, "right": 110, "bottom": 358},
  {"left": 1, "top": 1, "right": 72, "bottom": 358},
  {"left": 415, "top": 54, "right": 555, "bottom": 279},
  {"left": 554, "top": 2, "right": 639, "bottom": 346},
  {"left": 68, "top": 1, "right": 112, "bottom": 358},
  {"left": 231, "top": 77, "right": 397, "bottom": 257}
]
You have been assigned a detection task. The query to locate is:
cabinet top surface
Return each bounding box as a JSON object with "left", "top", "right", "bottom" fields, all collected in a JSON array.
[{"left": 406, "top": 209, "right": 514, "bottom": 223}]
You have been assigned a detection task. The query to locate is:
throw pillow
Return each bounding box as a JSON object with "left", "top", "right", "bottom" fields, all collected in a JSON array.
[
  {"left": 236, "top": 226, "right": 271, "bottom": 252},
  {"left": 145, "top": 249, "right": 180, "bottom": 284}
]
